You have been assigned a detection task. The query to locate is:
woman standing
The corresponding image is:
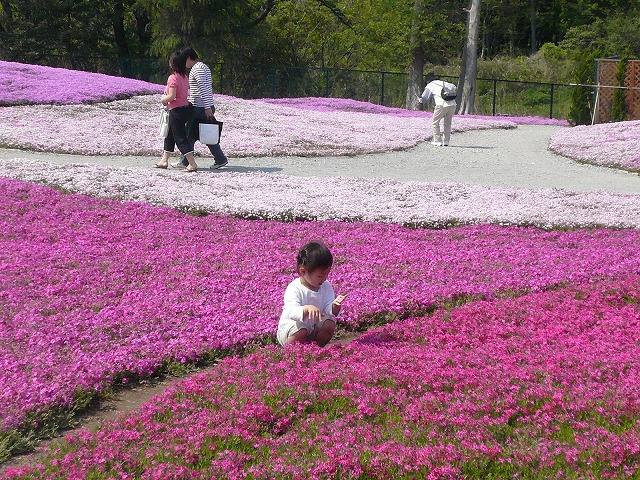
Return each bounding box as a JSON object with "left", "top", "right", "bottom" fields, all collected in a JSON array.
[{"left": 154, "top": 51, "right": 198, "bottom": 172}]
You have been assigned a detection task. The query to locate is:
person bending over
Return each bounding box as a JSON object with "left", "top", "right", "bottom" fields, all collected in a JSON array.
[
  {"left": 419, "top": 72, "right": 457, "bottom": 147},
  {"left": 277, "top": 241, "right": 348, "bottom": 347}
]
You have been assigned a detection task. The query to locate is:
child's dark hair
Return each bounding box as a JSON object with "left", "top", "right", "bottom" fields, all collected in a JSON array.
[
  {"left": 297, "top": 241, "right": 333, "bottom": 273},
  {"left": 169, "top": 50, "right": 187, "bottom": 76}
]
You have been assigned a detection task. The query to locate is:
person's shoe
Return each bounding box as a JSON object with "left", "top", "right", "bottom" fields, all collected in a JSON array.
[
  {"left": 430, "top": 141, "right": 441, "bottom": 146},
  {"left": 211, "top": 160, "right": 228, "bottom": 169},
  {"left": 170, "top": 162, "right": 181, "bottom": 169},
  {"left": 443, "top": 142, "right": 449, "bottom": 146}
]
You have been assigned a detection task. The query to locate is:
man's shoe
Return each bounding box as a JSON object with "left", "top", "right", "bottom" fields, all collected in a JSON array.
[
  {"left": 211, "top": 160, "right": 228, "bottom": 169},
  {"left": 430, "top": 141, "right": 441, "bottom": 146},
  {"left": 170, "top": 162, "right": 181, "bottom": 169}
]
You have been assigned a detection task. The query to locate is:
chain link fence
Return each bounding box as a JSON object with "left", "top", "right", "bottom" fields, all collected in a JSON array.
[
  {"left": 213, "top": 64, "right": 576, "bottom": 120},
  {"left": 12, "top": 55, "right": 582, "bottom": 120}
]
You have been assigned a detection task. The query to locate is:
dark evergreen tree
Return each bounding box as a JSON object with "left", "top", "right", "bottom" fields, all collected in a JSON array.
[{"left": 610, "top": 52, "right": 629, "bottom": 122}]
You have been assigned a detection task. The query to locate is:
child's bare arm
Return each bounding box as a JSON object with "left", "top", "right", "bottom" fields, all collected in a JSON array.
[{"left": 332, "top": 293, "right": 348, "bottom": 316}]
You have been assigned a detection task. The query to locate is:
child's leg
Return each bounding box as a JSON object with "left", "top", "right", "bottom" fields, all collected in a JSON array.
[
  {"left": 314, "top": 319, "right": 336, "bottom": 347},
  {"left": 286, "top": 328, "right": 309, "bottom": 344}
]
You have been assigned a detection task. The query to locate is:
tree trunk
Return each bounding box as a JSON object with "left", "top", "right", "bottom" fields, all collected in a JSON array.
[
  {"left": 457, "top": 0, "right": 481, "bottom": 114},
  {"left": 530, "top": 0, "right": 536, "bottom": 54},
  {"left": 406, "top": 0, "right": 425, "bottom": 110},
  {"left": 113, "top": 1, "right": 130, "bottom": 59}
]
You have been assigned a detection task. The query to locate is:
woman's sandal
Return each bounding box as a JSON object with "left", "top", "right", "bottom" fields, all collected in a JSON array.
[
  {"left": 182, "top": 166, "right": 198, "bottom": 173},
  {"left": 154, "top": 163, "right": 168, "bottom": 169}
]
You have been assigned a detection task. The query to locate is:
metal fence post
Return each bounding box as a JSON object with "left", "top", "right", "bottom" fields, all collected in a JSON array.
[
  {"left": 325, "top": 68, "right": 330, "bottom": 97},
  {"left": 549, "top": 83, "right": 555, "bottom": 119},
  {"left": 219, "top": 63, "right": 224, "bottom": 95},
  {"left": 381, "top": 71, "right": 386, "bottom": 105},
  {"left": 270, "top": 67, "right": 277, "bottom": 98},
  {"left": 492, "top": 79, "right": 497, "bottom": 116}
]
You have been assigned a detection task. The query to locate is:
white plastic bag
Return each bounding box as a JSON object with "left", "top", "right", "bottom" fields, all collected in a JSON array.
[
  {"left": 159, "top": 106, "right": 170, "bottom": 137},
  {"left": 198, "top": 121, "right": 222, "bottom": 145}
]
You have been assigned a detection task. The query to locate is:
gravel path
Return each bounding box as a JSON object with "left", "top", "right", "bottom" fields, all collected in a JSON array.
[{"left": 1, "top": 125, "right": 639, "bottom": 193}]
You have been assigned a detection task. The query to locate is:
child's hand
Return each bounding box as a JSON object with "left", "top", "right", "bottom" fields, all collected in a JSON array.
[
  {"left": 304, "top": 305, "right": 322, "bottom": 323},
  {"left": 333, "top": 294, "right": 348, "bottom": 307},
  {"left": 332, "top": 293, "right": 348, "bottom": 316}
]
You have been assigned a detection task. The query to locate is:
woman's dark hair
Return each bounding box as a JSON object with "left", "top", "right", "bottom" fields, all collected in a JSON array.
[
  {"left": 297, "top": 241, "right": 333, "bottom": 273},
  {"left": 169, "top": 51, "right": 187, "bottom": 76}
]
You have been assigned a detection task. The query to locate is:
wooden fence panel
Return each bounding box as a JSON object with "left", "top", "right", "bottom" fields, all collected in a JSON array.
[{"left": 596, "top": 59, "right": 640, "bottom": 123}]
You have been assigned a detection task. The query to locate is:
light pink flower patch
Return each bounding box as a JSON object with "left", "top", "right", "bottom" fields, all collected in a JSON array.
[
  {"left": 258, "top": 96, "right": 569, "bottom": 125},
  {"left": 0, "top": 60, "right": 163, "bottom": 105},
  {"left": 0, "top": 95, "right": 518, "bottom": 157},
  {"left": 1, "top": 160, "right": 639, "bottom": 229},
  {"left": 549, "top": 120, "right": 640, "bottom": 171}
]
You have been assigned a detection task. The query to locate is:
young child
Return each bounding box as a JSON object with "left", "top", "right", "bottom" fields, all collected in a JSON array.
[{"left": 277, "top": 241, "right": 348, "bottom": 347}]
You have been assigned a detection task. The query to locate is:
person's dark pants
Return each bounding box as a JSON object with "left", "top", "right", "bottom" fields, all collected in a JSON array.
[
  {"left": 164, "top": 105, "right": 194, "bottom": 155},
  {"left": 183, "top": 106, "right": 228, "bottom": 166}
]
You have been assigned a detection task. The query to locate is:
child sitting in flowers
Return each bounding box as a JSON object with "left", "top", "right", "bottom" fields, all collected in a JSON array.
[{"left": 277, "top": 241, "right": 347, "bottom": 347}]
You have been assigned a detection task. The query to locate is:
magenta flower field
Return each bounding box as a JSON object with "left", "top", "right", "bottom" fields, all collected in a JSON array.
[
  {"left": 1, "top": 62, "right": 640, "bottom": 478},
  {"left": 5, "top": 276, "right": 640, "bottom": 478}
]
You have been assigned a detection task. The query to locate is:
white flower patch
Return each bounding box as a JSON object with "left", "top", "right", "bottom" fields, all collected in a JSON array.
[{"left": 1, "top": 159, "right": 639, "bottom": 229}]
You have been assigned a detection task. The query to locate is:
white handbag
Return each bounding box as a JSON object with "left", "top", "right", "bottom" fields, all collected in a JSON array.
[
  {"left": 198, "top": 121, "right": 223, "bottom": 145},
  {"left": 159, "top": 106, "right": 170, "bottom": 137}
]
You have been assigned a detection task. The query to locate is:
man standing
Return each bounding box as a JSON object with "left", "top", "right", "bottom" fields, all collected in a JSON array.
[
  {"left": 179, "top": 47, "right": 229, "bottom": 169},
  {"left": 418, "top": 72, "right": 457, "bottom": 146}
]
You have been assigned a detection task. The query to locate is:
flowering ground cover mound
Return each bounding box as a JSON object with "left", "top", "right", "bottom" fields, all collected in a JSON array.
[
  {"left": 257, "top": 96, "right": 569, "bottom": 126},
  {"left": 0, "top": 61, "right": 163, "bottom": 106},
  {"left": 3, "top": 177, "right": 640, "bottom": 462},
  {"left": 4, "top": 275, "right": 639, "bottom": 479},
  {"left": 0, "top": 94, "right": 517, "bottom": 157},
  {"left": 2, "top": 160, "right": 639, "bottom": 229},
  {"left": 549, "top": 120, "right": 640, "bottom": 172}
]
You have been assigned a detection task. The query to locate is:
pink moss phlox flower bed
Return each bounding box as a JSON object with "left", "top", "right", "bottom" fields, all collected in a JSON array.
[
  {"left": 0, "top": 61, "right": 163, "bottom": 106},
  {"left": 5, "top": 276, "right": 639, "bottom": 478},
  {"left": 1, "top": 160, "right": 639, "bottom": 229},
  {"left": 0, "top": 95, "right": 517, "bottom": 157},
  {"left": 549, "top": 120, "right": 640, "bottom": 172},
  {"left": 3, "top": 177, "right": 640, "bottom": 438},
  {"left": 257, "top": 96, "right": 570, "bottom": 126}
]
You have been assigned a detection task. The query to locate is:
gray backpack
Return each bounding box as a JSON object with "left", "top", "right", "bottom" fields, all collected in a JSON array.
[{"left": 441, "top": 81, "right": 457, "bottom": 101}]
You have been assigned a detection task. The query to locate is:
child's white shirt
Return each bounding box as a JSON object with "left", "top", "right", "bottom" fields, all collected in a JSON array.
[{"left": 280, "top": 278, "right": 337, "bottom": 322}]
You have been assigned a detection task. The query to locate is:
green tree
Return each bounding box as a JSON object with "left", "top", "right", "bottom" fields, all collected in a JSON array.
[
  {"left": 567, "top": 49, "right": 600, "bottom": 126},
  {"left": 0, "top": 0, "right": 152, "bottom": 72},
  {"left": 559, "top": 7, "right": 640, "bottom": 59},
  {"left": 610, "top": 52, "right": 629, "bottom": 122}
]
